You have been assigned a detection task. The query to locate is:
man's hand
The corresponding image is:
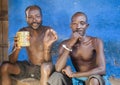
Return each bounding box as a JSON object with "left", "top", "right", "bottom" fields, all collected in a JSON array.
[
  {"left": 72, "top": 32, "right": 81, "bottom": 39},
  {"left": 62, "top": 66, "right": 74, "bottom": 78},
  {"left": 14, "top": 36, "right": 21, "bottom": 50},
  {"left": 69, "top": 32, "right": 81, "bottom": 45},
  {"left": 71, "top": 23, "right": 85, "bottom": 42},
  {"left": 43, "top": 29, "right": 58, "bottom": 48}
]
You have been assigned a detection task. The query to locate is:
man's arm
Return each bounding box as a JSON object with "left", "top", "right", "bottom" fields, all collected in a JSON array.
[
  {"left": 9, "top": 43, "right": 21, "bottom": 63},
  {"left": 43, "top": 29, "right": 58, "bottom": 62},
  {"left": 55, "top": 38, "right": 78, "bottom": 72},
  {"left": 43, "top": 46, "right": 51, "bottom": 62},
  {"left": 55, "top": 32, "right": 80, "bottom": 72},
  {"left": 55, "top": 41, "right": 70, "bottom": 72},
  {"left": 9, "top": 29, "right": 27, "bottom": 63}
]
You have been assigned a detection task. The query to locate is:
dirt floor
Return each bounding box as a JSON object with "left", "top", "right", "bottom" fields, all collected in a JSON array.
[
  {"left": 110, "top": 77, "right": 120, "bottom": 85},
  {"left": 0, "top": 75, "right": 120, "bottom": 85},
  {"left": 12, "top": 78, "right": 120, "bottom": 85}
]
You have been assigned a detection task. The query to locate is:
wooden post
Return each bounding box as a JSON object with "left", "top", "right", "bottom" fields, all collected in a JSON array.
[{"left": 0, "top": 0, "right": 8, "bottom": 63}]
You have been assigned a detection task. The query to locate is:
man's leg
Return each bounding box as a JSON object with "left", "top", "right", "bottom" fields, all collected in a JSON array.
[
  {"left": 86, "top": 75, "right": 105, "bottom": 85},
  {"left": 1, "top": 63, "right": 20, "bottom": 85},
  {"left": 89, "top": 78, "right": 100, "bottom": 85},
  {"left": 40, "top": 62, "right": 54, "bottom": 85},
  {"left": 48, "top": 72, "right": 72, "bottom": 85}
]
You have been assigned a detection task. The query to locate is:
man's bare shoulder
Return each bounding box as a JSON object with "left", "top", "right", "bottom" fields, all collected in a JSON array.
[
  {"left": 19, "top": 27, "right": 30, "bottom": 31},
  {"left": 88, "top": 36, "right": 104, "bottom": 47},
  {"left": 88, "top": 36, "right": 103, "bottom": 42}
]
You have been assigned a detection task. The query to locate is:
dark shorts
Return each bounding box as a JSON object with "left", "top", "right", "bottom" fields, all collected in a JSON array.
[
  {"left": 11, "top": 61, "right": 41, "bottom": 80},
  {"left": 48, "top": 72, "right": 73, "bottom": 85}
]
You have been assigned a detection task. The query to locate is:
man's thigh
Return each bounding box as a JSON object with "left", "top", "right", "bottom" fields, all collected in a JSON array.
[
  {"left": 11, "top": 61, "right": 41, "bottom": 80},
  {"left": 86, "top": 75, "right": 105, "bottom": 85},
  {"left": 48, "top": 72, "right": 72, "bottom": 85}
]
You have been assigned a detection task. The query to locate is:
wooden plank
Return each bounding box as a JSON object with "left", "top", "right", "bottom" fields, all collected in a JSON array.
[
  {"left": 0, "top": 0, "right": 8, "bottom": 62},
  {"left": 0, "top": 21, "right": 2, "bottom": 44},
  {"left": 2, "top": 21, "right": 8, "bottom": 61},
  {"left": 0, "top": 21, "right": 3, "bottom": 63},
  {"left": 0, "top": 0, "right": 8, "bottom": 21},
  {"left": 2, "top": 21, "right": 8, "bottom": 44},
  {"left": 0, "top": 0, "right": 1, "bottom": 16},
  {"left": 0, "top": 48, "right": 3, "bottom": 63},
  {"left": 2, "top": 0, "right": 8, "bottom": 11},
  {"left": 3, "top": 47, "right": 8, "bottom": 61}
]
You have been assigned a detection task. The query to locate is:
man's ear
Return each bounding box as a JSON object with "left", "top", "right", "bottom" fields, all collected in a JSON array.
[
  {"left": 87, "top": 23, "right": 89, "bottom": 27},
  {"left": 85, "top": 23, "right": 89, "bottom": 29}
]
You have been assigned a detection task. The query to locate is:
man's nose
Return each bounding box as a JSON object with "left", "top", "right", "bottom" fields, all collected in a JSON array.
[
  {"left": 32, "top": 17, "right": 37, "bottom": 22},
  {"left": 77, "top": 23, "right": 82, "bottom": 28}
]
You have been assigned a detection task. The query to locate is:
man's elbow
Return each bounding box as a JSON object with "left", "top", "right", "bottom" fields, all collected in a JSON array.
[
  {"left": 101, "top": 69, "right": 106, "bottom": 75},
  {"left": 9, "top": 58, "right": 16, "bottom": 64},
  {"left": 55, "top": 64, "right": 62, "bottom": 72},
  {"left": 100, "top": 66, "right": 106, "bottom": 75}
]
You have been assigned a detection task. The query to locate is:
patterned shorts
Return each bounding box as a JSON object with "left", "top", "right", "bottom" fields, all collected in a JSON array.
[{"left": 11, "top": 60, "right": 41, "bottom": 80}]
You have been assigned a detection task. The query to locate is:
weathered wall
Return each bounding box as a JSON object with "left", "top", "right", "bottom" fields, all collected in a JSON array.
[{"left": 8, "top": 0, "right": 120, "bottom": 78}]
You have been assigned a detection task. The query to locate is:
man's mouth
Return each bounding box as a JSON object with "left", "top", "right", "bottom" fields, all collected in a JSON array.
[
  {"left": 31, "top": 22, "right": 40, "bottom": 29},
  {"left": 32, "top": 22, "right": 39, "bottom": 26},
  {"left": 77, "top": 30, "right": 84, "bottom": 36}
]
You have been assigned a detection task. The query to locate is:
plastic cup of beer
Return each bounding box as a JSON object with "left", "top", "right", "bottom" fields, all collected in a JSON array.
[{"left": 16, "top": 31, "right": 30, "bottom": 47}]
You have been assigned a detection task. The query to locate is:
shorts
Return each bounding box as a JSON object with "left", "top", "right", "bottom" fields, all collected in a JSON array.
[
  {"left": 48, "top": 72, "right": 72, "bottom": 85},
  {"left": 11, "top": 60, "right": 41, "bottom": 80},
  {"left": 72, "top": 75, "right": 105, "bottom": 85}
]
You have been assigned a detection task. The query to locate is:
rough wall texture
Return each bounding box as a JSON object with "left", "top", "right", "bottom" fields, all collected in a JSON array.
[{"left": 8, "top": 0, "right": 120, "bottom": 78}]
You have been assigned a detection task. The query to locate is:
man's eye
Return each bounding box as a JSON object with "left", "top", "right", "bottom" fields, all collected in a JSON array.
[
  {"left": 72, "top": 23, "right": 77, "bottom": 25},
  {"left": 37, "top": 16, "right": 40, "bottom": 17},
  {"left": 80, "top": 21, "right": 86, "bottom": 25},
  {"left": 35, "top": 15, "right": 41, "bottom": 18},
  {"left": 28, "top": 17, "right": 32, "bottom": 18}
]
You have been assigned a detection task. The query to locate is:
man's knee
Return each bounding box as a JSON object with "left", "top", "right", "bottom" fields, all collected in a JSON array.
[
  {"left": 49, "top": 72, "right": 65, "bottom": 81},
  {"left": 53, "top": 72, "right": 64, "bottom": 78},
  {"left": 89, "top": 78, "right": 99, "bottom": 85},
  {"left": 41, "top": 62, "right": 54, "bottom": 75},
  {"left": 48, "top": 72, "right": 64, "bottom": 84},
  {"left": 1, "top": 63, "right": 10, "bottom": 74}
]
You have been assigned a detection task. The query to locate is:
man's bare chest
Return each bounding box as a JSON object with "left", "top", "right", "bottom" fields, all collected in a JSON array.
[
  {"left": 71, "top": 41, "right": 95, "bottom": 61},
  {"left": 28, "top": 34, "right": 44, "bottom": 50}
]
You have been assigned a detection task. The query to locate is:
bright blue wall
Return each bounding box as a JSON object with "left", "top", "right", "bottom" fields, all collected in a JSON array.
[{"left": 8, "top": 0, "right": 120, "bottom": 78}]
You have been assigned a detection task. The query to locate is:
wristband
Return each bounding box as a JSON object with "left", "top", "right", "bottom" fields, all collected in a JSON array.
[{"left": 62, "top": 44, "right": 72, "bottom": 52}]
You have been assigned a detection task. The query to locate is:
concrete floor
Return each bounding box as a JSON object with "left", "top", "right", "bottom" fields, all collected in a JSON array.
[{"left": 110, "top": 78, "right": 120, "bottom": 85}]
